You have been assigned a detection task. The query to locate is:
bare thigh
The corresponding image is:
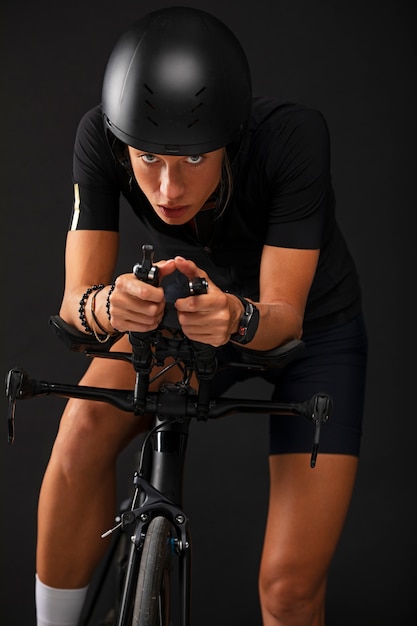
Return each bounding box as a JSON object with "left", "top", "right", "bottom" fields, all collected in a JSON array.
[
  {"left": 56, "top": 338, "right": 145, "bottom": 461},
  {"left": 55, "top": 331, "right": 180, "bottom": 457},
  {"left": 37, "top": 334, "right": 171, "bottom": 586}
]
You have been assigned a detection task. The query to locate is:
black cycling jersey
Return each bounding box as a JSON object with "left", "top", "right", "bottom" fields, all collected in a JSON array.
[{"left": 70, "top": 97, "right": 362, "bottom": 332}]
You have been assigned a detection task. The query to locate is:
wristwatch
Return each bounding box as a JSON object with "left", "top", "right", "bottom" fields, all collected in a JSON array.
[{"left": 230, "top": 295, "right": 260, "bottom": 344}]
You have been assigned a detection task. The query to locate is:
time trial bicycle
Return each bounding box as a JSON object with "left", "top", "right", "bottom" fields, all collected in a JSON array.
[{"left": 5, "top": 245, "right": 332, "bottom": 626}]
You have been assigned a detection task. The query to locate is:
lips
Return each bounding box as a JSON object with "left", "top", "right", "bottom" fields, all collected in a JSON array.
[{"left": 158, "top": 205, "right": 189, "bottom": 219}]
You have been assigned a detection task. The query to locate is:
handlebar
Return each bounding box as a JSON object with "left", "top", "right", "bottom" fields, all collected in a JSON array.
[{"left": 5, "top": 365, "right": 331, "bottom": 467}]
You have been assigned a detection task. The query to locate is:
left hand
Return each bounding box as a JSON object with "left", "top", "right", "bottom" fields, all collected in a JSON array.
[{"left": 173, "top": 256, "right": 242, "bottom": 346}]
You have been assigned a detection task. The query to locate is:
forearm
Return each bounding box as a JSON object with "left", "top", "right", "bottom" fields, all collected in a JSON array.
[
  {"left": 173, "top": 254, "right": 308, "bottom": 349},
  {"left": 58, "top": 230, "right": 119, "bottom": 333},
  {"left": 59, "top": 283, "right": 116, "bottom": 335},
  {"left": 229, "top": 295, "right": 303, "bottom": 351}
]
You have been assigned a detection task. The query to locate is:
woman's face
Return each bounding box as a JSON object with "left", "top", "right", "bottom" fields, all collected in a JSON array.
[{"left": 128, "top": 146, "right": 224, "bottom": 225}]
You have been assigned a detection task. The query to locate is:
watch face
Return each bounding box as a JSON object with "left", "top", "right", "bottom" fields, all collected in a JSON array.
[{"left": 230, "top": 298, "right": 259, "bottom": 344}]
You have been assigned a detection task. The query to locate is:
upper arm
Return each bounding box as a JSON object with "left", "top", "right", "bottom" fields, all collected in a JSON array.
[{"left": 256, "top": 110, "right": 327, "bottom": 338}]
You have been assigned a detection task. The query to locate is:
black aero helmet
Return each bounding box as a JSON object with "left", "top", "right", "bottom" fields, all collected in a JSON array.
[{"left": 102, "top": 6, "right": 252, "bottom": 155}]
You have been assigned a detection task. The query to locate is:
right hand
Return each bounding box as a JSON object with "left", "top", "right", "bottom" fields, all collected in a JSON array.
[{"left": 109, "top": 259, "right": 177, "bottom": 332}]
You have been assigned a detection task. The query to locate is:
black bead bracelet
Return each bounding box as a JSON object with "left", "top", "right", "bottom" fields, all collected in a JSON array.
[
  {"left": 106, "top": 283, "right": 117, "bottom": 329},
  {"left": 79, "top": 284, "right": 105, "bottom": 335}
]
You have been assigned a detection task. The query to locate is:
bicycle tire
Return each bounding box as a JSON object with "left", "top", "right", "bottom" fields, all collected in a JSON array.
[{"left": 132, "top": 516, "right": 173, "bottom": 626}]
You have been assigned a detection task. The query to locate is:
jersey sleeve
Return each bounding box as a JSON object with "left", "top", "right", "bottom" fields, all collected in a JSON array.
[
  {"left": 69, "top": 105, "right": 120, "bottom": 231},
  {"left": 264, "top": 107, "right": 332, "bottom": 249}
]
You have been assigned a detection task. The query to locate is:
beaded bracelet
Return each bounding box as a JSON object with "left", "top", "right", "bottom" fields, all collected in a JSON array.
[
  {"left": 79, "top": 284, "right": 105, "bottom": 335},
  {"left": 106, "top": 283, "right": 118, "bottom": 331},
  {"left": 90, "top": 287, "right": 112, "bottom": 343}
]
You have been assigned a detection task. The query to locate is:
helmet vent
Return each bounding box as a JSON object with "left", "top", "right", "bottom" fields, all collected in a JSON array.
[
  {"left": 195, "top": 86, "right": 206, "bottom": 96},
  {"left": 147, "top": 116, "right": 159, "bottom": 127},
  {"left": 145, "top": 99, "right": 156, "bottom": 110},
  {"left": 187, "top": 119, "right": 200, "bottom": 128},
  {"left": 144, "top": 83, "right": 154, "bottom": 94}
]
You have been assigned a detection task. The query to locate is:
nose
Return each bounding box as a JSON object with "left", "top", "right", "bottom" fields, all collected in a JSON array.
[{"left": 159, "top": 163, "right": 184, "bottom": 201}]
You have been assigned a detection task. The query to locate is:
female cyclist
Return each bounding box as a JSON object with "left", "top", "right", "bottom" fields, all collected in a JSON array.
[{"left": 35, "top": 7, "right": 367, "bottom": 626}]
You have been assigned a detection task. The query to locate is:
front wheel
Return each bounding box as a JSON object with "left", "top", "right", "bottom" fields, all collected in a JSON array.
[{"left": 132, "top": 516, "right": 172, "bottom": 626}]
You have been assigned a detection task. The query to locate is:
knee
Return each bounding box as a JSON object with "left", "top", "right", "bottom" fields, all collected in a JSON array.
[
  {"left": 259, "top": 565, "right": 323, "bottom": 625},
  {"left": 50, "top": 399, "right": 130, "bottom": 483}
]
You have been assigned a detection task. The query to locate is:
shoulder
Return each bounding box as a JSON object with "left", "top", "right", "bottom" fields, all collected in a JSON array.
[
  {"left": 250, "top": 97, "right": 329, "bottom": 136},
  {"left": 248, "top": 97, "right": 330, "bottom": 158},
  {"left": 245, "top": 97, "right": 331, "bottom": 176},
  {"left": 73, "top": 104, "right": 118, "bottom": 182},
  {"left": 75, "top": 104, "right": 108, "bottom": 148}
]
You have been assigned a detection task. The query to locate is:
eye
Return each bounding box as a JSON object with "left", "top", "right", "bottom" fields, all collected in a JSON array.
[
  {"left": 140, "top": 153, "right": 158, "bottom": 164},
  {"left": 187, "top": 154, "right": 203, "bottom": 164}
]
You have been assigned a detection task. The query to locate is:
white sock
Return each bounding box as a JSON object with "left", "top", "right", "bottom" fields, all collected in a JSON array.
[{"left": 35, "top": 574, "right": 89, "bottom": 626}]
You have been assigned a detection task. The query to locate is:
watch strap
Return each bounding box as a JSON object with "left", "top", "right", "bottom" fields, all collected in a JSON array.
[{"left": 230, "top": 295, "right": 260, "bottom": 344}]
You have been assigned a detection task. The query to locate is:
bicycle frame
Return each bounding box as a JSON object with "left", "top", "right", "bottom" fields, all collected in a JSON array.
[{"left": 115, "top": 414, "right": 193, "bottom": 626}]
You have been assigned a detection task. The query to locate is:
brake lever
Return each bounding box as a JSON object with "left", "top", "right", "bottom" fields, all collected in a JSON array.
[
  {"left": 309, "top": 394, "right": 333, "bottom": 468},
  {"left": 188, "top": 277, "right": 208, "bottom": 295},
  {"left": 5, "top": 368, "right": 25, "bottom": 444},
  {"left": 133, "top": 244, "right": 160, "bottom": 286},
  {"left": 132, "top": 244, "right": 208, "bottom": 296}
]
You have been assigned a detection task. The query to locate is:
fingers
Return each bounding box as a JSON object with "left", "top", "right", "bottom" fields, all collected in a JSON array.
[
  {"left": 109, "top": 272, "right": 165, "bottom": 332},
  {"left": 109, "top": 255, "right": 231, "bottom": 342},
  {"left": 175, "top": 284, "right": 235, "bottom": 347},
  {"left": 155, "top": 258, "right": 177, "bottom": 280},
  {"left": 173, "top": 256, "right": 209, "bottom": 282},
  {"left": 172, "top": 256, "right": 232, "bottom": 345},
  {"left": 108, "top": 259, "right": 181, "bottom": 331}
]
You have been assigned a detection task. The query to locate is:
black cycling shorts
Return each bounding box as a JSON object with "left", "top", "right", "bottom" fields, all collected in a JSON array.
[{"left": 212, "top": 314, "right": 368, "bottom": 457}]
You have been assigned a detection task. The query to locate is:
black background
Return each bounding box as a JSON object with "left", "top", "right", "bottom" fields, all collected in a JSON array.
[{"left": 1, "top": 0, "right": 416, "bottom": 624}]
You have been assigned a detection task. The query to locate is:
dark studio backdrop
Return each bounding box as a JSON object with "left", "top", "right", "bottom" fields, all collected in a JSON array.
[{"left": 1, "top": 0, "right": 416, "bottom": 624}]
